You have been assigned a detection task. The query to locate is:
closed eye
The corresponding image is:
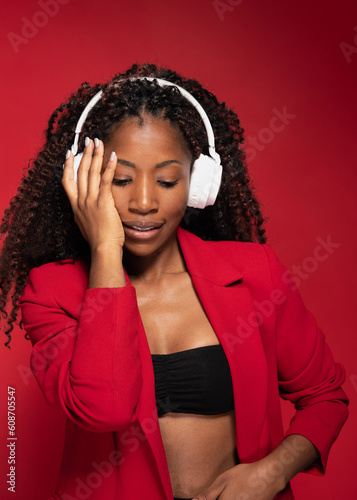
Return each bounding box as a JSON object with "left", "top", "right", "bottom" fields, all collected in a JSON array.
[
  {"left": 112, "top": 179, "right": 179, "bottom": 188},
  {"left": 158, "top": 180, "right": 179, "bottom": 188},
  {"left": 112, "top": 179, "right": 131, "bottom": 186}
]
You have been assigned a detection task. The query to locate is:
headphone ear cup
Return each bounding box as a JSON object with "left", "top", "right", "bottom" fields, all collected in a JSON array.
[{"left": 187, "top": 154, "right": 222, "bottom": 209}]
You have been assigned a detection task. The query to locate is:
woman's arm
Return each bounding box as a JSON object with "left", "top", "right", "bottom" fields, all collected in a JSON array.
[
  {"left": 257, "top": 434, "right": 320, "bottom": 492},
  {"left": 20, "top": 139, "right": 143, "bottom": 431},
  {"left": 262, "top": 243, "right": 349, "bottom": 474},
  {"left": 89, "top": 243, "right": 126, "bottom": 288}
]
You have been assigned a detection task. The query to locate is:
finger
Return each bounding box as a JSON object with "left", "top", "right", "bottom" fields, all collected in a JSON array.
[
  {"left": 87, "top": 138, "right": 104, "bottom": 198},
  {"left": 77, "top": 137, "right": 93, "bottom": 203},
  {"left": 62, "top": 150, "right": 79, "bottom": 208},
  {"left": 98, "top": 150, "right": 117, "bottom": 197},
  {"left": 193, "top": 479, "right": 225, "bottom": 500}
]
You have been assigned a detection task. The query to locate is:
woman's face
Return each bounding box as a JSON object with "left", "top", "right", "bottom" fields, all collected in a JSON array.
[{"left": 103, "top": 114, "right": 192, "bottom": 258}]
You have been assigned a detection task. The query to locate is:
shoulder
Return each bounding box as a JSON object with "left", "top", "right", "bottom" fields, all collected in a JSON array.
[
  {"left": 182, "top": 227, "right": 282, "bottom": 271},
  {"left": 177, "top": 227, "right": 286, "bottom": 288},
  {"left": 209, "top": 239, "right": 285, "bottom": 273},
  {"left": 208, "top": 239, "right": 269, "bottom": 262},
  {"left": 179, "top": 226, "right": 271, "bottom": 257},
  {"left": 28, "top": 257, "right": 90, "bottom": 284},
  {"left": 208, "top": 240, "right": 285, "bottom": 287},
  {"left": 22, "top": 258, "right": 90, "bottom": 305}
]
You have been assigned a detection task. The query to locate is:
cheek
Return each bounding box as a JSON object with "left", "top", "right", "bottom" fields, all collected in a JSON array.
[
  {"left": 166, "top": 185, "right": 190, "bottom": 215},
  {"left": 112, "top": 192, "right": 128, "bottom": 212},
  {"left": 166, "top": 199, "right": 187, "bottom": 218}
]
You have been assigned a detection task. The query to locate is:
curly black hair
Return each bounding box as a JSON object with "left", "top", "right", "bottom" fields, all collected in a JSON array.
[{"left": 0, "top": 62, "right": 267, "bottom": 348}]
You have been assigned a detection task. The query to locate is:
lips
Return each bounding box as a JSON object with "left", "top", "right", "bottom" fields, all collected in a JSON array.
[
  {"left": 122, "top": 221, "right": 164, "bottom": 231},
  {"left": 122, "top": 221, "right": 164, "bottom": 240}
]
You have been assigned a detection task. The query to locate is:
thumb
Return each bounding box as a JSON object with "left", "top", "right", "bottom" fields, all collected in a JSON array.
[{"left": 193, "top": 481, "right": 224, "bottom": 500}]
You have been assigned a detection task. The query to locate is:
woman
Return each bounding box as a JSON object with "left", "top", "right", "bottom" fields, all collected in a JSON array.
[{"left": 0, "top": 63, "right": 349, "bottom": 500}]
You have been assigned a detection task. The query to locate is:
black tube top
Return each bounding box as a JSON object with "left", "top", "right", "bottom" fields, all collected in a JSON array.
[{"left": 151, "top": 344, "right": 234, "bottom": 417}]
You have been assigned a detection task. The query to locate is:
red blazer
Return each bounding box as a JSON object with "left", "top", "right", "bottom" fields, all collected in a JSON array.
[{"left": 19, "top": 226, "right": 349, "bottom": 500}]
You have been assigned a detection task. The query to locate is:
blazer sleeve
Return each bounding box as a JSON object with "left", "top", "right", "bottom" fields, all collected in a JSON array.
[
  {"left": 19, "top": 261, "right": 143, "bottom": 432},
  {"left": 262, "top": 244, "right": 349, "bottom": 475}
]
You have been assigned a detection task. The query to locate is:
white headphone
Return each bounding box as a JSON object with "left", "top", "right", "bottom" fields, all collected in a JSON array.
[{"left": 65, "top": 77, "right": 222, "bottom": 209}]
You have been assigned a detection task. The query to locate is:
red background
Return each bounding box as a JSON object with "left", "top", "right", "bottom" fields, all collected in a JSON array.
[{"left": 1, "top": 0, "right": 356, "bottom": 498}]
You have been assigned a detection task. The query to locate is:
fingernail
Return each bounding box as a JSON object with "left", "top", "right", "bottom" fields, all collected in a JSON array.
[
  {"left": 85, "top": 137, "right": 90, "bottom": 147},
  {"left": 94, "top": 138, "right": 99, "bottom": 148},
  {"left": 66, "top": 150, "right": 71, "bottom": 160},
  {"left": 110, "top": 151, "right": 116, "bottom": 161}
]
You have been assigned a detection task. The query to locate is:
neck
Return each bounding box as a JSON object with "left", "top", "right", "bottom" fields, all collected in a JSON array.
[{"left": 123, "top": 231, "right": 186, "bottom": 283}]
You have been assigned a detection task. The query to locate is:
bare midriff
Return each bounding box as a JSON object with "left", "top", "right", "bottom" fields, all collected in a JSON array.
[{"left": 159, "top": 411, "right": 238, "bottom": 498}]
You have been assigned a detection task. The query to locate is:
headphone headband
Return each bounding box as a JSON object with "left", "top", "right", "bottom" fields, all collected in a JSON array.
[{"left": 71, "top": 77, "right": 219, "bottom": 162}]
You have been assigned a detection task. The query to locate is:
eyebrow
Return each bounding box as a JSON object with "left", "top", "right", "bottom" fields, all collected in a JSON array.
[{"left": 116, "top": 159, "right": 183, "bottom": 168}]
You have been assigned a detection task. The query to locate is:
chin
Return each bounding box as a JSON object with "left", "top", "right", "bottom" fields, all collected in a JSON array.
[
  {"left": 123, "top": 243, "right": 157, "bottom": 257},
  {"left": 123, "top": 226, "right": 178, "bottom": 258}
]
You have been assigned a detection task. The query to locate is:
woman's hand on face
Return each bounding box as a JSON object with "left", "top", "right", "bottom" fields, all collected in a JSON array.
[
  {"left": 62, "top": 138, "right": 125, "bottom": 251},
  {"left": 192, "top": 461, "right": 285, "bottom": 500}
]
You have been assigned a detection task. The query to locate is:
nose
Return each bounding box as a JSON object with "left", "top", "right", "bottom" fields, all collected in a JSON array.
[{"left": 128, "top": 175, "right": 159, "bottom": 214}]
